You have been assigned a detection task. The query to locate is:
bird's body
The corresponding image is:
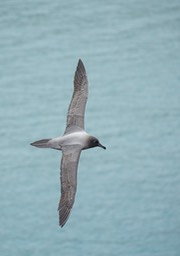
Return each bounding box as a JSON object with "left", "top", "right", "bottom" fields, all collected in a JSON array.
[
  {"left": 51, "top": 131, "right": 90, "bottom": 149},
  {"left": 32, "top": 131, "right": 92, "bottom": 150},
  {"left": 31, "top": 59, "right": 106, "bottom": 227}
]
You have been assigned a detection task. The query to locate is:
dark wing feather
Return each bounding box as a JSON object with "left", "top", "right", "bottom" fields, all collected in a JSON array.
[
  {"left": 58, "top": 145, "right": 82, "bottom": 227},
  {"left": 64, "top": 59, "right": 88, "bottom": 134}
]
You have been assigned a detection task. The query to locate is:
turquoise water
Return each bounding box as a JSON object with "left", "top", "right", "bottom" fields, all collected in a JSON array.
[{"left": 1, "top": 0, "right": 180, "bottom": 255}]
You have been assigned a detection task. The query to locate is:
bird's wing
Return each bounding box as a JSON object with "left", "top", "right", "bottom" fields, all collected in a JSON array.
[
  {"left": 64, "top": 59, "right": 88, "bottom": 134},
  {"left": 58, "top": 145, "right": 82, "bottom": 227}
]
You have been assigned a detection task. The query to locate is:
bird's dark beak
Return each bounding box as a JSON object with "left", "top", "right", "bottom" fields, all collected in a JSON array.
[{"left": 98, "top": 142, "right": 106, "bottom": 150}]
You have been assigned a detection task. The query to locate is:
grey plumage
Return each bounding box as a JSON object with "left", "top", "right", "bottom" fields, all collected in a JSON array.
[
  {"left": 31, "top": 59, "right": 106, "bottom": 227},
  {"left": 65, "top": 59, "right": 88, "bottom": 133},
  {"left": 58, "top": 145, "right": 81, "bottom": 227}
]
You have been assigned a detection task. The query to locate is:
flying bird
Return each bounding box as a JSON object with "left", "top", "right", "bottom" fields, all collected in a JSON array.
[{"left": 31, "top": 59, "right": 106, "bottom": 227}]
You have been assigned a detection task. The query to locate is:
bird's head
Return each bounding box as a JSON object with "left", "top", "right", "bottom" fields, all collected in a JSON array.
[{"left": 88, "top": 136, "right": 106, "bottom": 150}]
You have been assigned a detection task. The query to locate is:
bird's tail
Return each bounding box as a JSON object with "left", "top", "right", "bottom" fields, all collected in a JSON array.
[{"left": 30, "top": 138, "right": 51, "bottom": 148}]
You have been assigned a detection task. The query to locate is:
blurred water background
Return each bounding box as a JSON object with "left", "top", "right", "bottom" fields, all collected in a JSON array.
[{"left": 0, "top": 0, "right": 180, "bottom": 255}]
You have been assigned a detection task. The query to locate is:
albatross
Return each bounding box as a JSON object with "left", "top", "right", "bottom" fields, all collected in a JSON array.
[{"left": 31, "top": 59, "right": 106, "bottom": 227}]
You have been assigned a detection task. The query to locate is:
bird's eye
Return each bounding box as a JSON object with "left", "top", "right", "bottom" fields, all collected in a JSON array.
[{"left": 93, "top": 140, "right": 98, "bottom": 144}]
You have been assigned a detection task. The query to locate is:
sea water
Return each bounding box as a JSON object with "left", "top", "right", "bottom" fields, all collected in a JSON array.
[{"left": 0, "top": 0, "right": 180, "bottom": 255}]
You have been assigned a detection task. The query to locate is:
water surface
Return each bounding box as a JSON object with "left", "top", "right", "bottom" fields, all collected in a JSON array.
[{"left": 0, "top": 1, "right": 180, "bottom": 255}]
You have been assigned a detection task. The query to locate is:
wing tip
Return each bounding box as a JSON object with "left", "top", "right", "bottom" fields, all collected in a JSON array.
[
  {"left": 58, "top": 198, "right": 73, "bottom": 228},
  {"left": 77, "top": 58, "right": 86, "bottom": 74},
  {"left": 58, "top": 207, "right": 71, "bottom": 228},
  {"left": 78, "top": 58, "right": 83, "bottom": 64}
]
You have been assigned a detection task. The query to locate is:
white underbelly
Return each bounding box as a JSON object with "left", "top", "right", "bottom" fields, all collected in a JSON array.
[{"left": 50, "top": 131, "right": 88, "bottom": 149}]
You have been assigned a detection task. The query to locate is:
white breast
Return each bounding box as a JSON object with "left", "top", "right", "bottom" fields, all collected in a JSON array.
[{"left": 50, "top": 131, "right": 89, "bottom": 149}]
